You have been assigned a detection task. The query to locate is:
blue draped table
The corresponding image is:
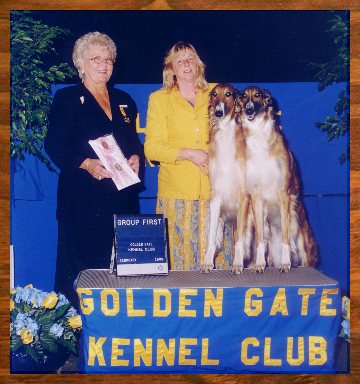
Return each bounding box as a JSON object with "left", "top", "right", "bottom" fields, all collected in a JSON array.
[{"left": 76, "top": 267, "right": 341, "bottom": 374}]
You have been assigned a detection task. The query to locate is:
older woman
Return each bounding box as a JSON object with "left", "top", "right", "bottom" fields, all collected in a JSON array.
[
  {"left": 144, "top": 41, "right": 232, "bottom": 271},
  {"left": 45, "top": 32, "right": 143, "bottom": 308}
]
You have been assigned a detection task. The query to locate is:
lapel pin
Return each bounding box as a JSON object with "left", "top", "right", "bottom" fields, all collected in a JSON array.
[{"left": 119, "top": 105, "right": 130, "bottom": 123}]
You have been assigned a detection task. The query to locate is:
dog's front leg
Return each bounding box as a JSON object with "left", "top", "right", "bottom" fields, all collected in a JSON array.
[
  {"left": 232, "top": 194, "right": 250, "bottom": 274},
  {"left": 251, "top": 194, "right": 266, "bottom": 273},
  {"left": 202, "top": 198, "right": 221, "bottom": 273},
  {"left": 279, "top": 192, "right": 291, "bottom": 272}
]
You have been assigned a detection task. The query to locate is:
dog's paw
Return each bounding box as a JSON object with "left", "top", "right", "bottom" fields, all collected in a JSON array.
[
  {"left": 252, "top": 264, "right": 265, "bottom": 273},
  {"left": 200, "top": 264, "right": 214, "bottom": 273},
  {"left": 231, "top": 264, "right": 244, "bottom": 275},
  {"left": 279, "top": 263, "right": 291, "bottom": 273}
]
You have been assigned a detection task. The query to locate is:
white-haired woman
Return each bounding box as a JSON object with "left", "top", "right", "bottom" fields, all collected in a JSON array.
[
  {"left": 144, "top": 41, "right": 232, "bottom": 271},
  {"left": 45, "top": 32, "right": 143, "bottom": 308}
]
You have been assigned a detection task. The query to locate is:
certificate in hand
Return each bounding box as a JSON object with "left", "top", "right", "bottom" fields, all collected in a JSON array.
[{"left": 88, "top": 133, "right": 140, "bottom": 191}]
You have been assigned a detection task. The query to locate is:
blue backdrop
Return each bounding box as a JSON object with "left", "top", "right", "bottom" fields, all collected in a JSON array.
[{"left": 10, "top": 82, "right": 349, "bottom": 294}]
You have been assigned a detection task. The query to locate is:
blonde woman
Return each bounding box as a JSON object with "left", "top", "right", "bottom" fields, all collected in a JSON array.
[
  {"left": 145, "top": 41, "right": 232, "bottom": 271},
  {"left": 45, "top": 32, "right": 143, "bottom": 308}
]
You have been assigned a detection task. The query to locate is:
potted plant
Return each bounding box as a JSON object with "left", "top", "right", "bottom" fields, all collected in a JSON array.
[
  {"left": 311, "top": 12, "right": 349, "bottom": 164},
  {"left": 10, "top": 11, "right": 76, "bottom": 171},
  {"left": 10, "top": 285, "right": 82, "bottom": 373}
]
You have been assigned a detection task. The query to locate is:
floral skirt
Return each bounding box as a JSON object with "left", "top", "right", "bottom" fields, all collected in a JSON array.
[{"left": 156, "top": 198, "right": 233, "bottom": 271}]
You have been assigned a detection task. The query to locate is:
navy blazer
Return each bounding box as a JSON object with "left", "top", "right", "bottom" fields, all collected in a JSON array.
[{"left": 45, "top": 84, "right": 143, "bottom": 229}]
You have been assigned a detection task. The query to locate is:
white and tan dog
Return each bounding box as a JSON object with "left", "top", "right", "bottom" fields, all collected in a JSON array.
[
  {"left": 239, "top": 86, "right": 317, "bottom": 272},
  {"left": 201, "top": 83, "right": 251, "bottom": 274}
]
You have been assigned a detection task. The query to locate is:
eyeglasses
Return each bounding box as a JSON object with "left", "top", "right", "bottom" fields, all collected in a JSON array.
[{"left": 89, "top": 56, "right": 115, "bottom": 65}]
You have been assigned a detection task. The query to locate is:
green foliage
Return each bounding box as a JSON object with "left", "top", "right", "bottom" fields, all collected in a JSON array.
[
  {"left": 10, "top": 11, "right": 76, "bottom": 171},
  {"left": 312, "top": 13, "right": 349, "bottom": 164}
]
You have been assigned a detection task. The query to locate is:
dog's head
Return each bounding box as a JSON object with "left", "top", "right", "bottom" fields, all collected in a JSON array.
[
  {"left": 208, "top": 83, "right": 240, "bottom": 120},
  {"left": 237, "top": 86, "right": 273, "bottom": 121}
]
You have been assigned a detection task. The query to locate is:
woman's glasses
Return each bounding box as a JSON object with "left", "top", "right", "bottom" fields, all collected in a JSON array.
[{"left": 89, "top": 56, "right": 115, "bottom": 65}]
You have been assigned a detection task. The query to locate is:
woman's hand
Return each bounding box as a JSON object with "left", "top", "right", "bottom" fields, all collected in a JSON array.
[
  {"left": 177, "top": 148, "right": 209, "bottom": 175},
  {"left": 127, "top": 155, "right": 140, "bottom": 175},
  {"left": 80, "top": 158, "right": 112, "bottom": 180}
]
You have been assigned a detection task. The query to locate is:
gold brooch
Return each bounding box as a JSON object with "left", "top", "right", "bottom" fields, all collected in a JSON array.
[{"left": 119, "top": 105, "right": 130, "bottom": 123}]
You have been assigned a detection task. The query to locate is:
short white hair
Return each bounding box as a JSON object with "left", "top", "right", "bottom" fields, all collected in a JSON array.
[{"left": 72, "top": 32, "right": 117, "bottom": 79}]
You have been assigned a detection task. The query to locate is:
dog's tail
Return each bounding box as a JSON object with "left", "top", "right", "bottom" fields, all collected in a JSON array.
[{"left": 294, "top": 202, "right": 318, "bottom": 267}]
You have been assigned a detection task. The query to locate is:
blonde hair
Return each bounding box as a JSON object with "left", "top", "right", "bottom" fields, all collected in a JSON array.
[
  {"left": 72, "top": 32, "right": 117, "bottom": 80},
  {"left": 162, "top": 41, "right": 208, "bottom": 91}
]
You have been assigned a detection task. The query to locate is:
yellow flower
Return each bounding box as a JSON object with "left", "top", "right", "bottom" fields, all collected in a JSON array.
[
  {"left": 24, "top": 284, "right": 33, "bottom": 288},
  {"left": 343, "top": 296, "right": 350, "bottom": 321},
  {"left": 10, "top": 288, "right": 17, "bottom": 295},
  {"left": 20, "top": 329, "right": 33, "bottom": 344},
  {"left": 68, "top": 315, "right": 82, "bottom": 329},
  {"left": 41, "top": 293, "right": 58, "bottom": 309},
  {"left": 10, "top": 299, "right": 15, "bottom": 311}
]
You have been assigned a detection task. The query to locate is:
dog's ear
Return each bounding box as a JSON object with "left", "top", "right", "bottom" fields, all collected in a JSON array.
[
  {"left": 234, "top": 90, "right": 242, "bottom": 113},
  {"left": 208, "top": 101, "right": 215, "bottom": 114},
  {"left": 263, "top": 89, "right": 273, "bottom": 109}
]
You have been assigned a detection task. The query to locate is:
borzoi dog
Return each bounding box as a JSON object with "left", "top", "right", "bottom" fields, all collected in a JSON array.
[
  {"left": 239, "top": 86, "right": 317, "bottom": 272},
  {"left": 201, "top": 83, "right": 251, "bottom": 274}
]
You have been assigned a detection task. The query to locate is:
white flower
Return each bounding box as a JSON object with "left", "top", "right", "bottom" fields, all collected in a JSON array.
[
  {"left": 56, "top": 293, "right": 70, "bottom": 309},
  {"left": 49, "top": 323, "right": 64, "bottom": 338},
  {"left": 65, "top": 307, "right": 78, "bottom": 318},
  {"left": 26, "top": 318, "right": 39, "bottom": 335},
  {"left": 14, "top": 313, "right": 28, "bottom": 333}
]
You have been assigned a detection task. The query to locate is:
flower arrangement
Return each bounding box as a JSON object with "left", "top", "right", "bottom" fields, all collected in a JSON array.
[
  {"left": 339, "top": 296, "right": 350, "bottom": 343},
  {"left": 10, "top": 285, "right": 82, "bottom": 365}
]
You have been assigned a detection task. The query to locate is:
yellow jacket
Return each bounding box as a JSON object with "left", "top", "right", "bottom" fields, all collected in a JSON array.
[{"left": 144, "top": 86, "right": 213, "bottom": 200}]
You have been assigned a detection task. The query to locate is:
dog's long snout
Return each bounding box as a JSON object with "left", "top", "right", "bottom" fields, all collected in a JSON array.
[
  {"left": 246, "top": 107, "right": 255, "bottom": 115},
  {"left": 245, "top": 101, "right": 255, "bottom": 115},
  {"left": 214, "top": 101, "right": 225, "bottom": 119}
]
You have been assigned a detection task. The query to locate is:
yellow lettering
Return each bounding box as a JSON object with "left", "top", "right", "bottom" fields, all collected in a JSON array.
[
  {"left": 153, "top": 289, "right": 171, "bottom": 317},
  {"left": 178, "top": 289, "right": 197, "bottom": 317},
  {"left": 111, "top": 338, "right": 130, "bottom": 366},
  {"left": 298, "top": 288, "right": 316, "bottom": 315},
  {"left": 204, "top": 289, "right": 223, "bottom": 317},
  {"left": 88, "top": 336, "right": 106, "bottom": 366},
  {"left": 101, "top": 289, "right": 120, "bottom": 316},
  {"left": 270, "top": 288, "right": 288, "bottom": 316},
  {"left": 241, "top": 337, "right": 259, "bottom": 365},
  {"left": 136, "top": 113, "right": 146, "bottom": 134},
  {"left": 309, "top": 336, "right": 327, "bottom": 365},
  {"left": 134, "top": 339, "right": 152, "bottom": 366},
  {"left": 179, "top": 338, "right": 197, "bottom": 365},
  {"left": 201, "top": 338, "right": 219, "bottom": 365},
  {"left": 157, "top": 339, "right": 176, "bottom": 366},
  {"left": 287, "top": 337, "right": 305, "bottom": 366},
  {"left": 264, "top": 337, "right": 282, "bottom": 366},
  {"left": 126, "top": 289, "right": 146, "bottom": 317},
  {"left": 244, "top": 288, "right": 263, "bottom": 316},
  {"left": 320, "top": 288, "right": 338, "bottom": 316},
  {"left": 77, "top": 288, "right": 94, "bottom": 315}
]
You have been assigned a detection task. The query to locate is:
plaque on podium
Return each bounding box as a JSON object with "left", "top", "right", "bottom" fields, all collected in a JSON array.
[{"left": 112, "top": 214, "right": 168, "bottom": 276}]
